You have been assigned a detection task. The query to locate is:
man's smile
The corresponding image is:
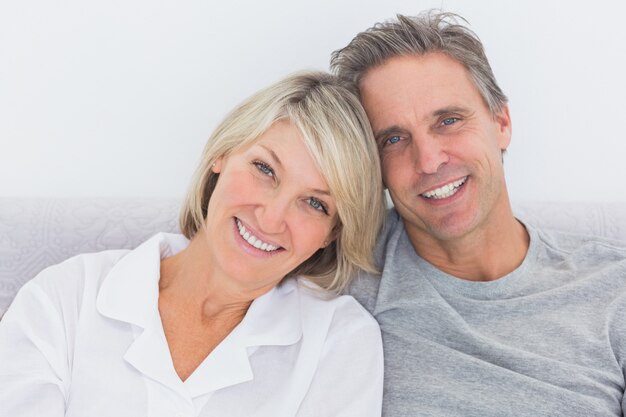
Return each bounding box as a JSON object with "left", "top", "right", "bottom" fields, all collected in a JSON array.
[{"left": 420, "top": 176, "right": 468, "bottom": 200}]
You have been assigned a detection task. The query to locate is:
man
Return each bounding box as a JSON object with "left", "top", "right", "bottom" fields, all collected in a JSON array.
[{"left": 331, "top": 11, "right": 626, "bottom": 416}]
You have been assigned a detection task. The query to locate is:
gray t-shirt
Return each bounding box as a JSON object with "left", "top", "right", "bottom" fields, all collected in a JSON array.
[{"left": 350, "top": 209, "right": 626, "bottom": 417}]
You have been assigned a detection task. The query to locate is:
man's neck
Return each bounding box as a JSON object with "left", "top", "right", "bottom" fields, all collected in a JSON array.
[{"left": 407, "top": 212, "right": 530, "bottom": 282}]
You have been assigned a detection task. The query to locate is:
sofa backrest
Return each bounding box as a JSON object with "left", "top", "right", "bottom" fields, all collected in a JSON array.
[
  {"left": 0, "top": 198, "right": 180, "bottom": 315},
  {"left": 1, "top": 198, "right": 625, "bottom": 317}
]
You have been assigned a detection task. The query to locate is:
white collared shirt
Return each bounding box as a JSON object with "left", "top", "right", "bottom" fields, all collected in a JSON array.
[{"left": 0, "top": 233, "right": 382, "bottom": 416}]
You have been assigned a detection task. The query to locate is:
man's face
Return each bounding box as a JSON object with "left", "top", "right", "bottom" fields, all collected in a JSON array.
[{"left": 359, "top": 53, "right": 512, "bottom": 245}]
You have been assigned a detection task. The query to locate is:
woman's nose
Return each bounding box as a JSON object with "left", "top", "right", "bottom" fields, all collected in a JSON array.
[{"left": 255, "top": 196, "right": 289, "bottom": 235}]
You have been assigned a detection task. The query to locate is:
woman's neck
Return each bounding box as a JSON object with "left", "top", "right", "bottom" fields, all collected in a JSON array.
[{"left": 159, "top": 235, "right": 254, "bottom": 321}]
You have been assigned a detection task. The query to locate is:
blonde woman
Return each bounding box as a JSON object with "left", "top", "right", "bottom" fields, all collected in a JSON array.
[{"left": 0, "top": 71, "right": 385, "bottom": 416}]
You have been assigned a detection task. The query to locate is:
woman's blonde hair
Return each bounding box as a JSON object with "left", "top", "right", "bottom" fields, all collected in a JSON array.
[{"left": 180, "top": 71, "right": 385, "bottom": 293}]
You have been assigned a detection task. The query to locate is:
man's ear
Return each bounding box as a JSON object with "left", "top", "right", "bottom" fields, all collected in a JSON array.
[{"left": 494, "top": 104, "right": 512, "bottom": 151}]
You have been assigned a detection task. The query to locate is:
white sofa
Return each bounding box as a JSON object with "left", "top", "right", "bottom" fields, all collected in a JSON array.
[
  {"left": 0, "top": 198, "right": 180, "bottom": 316},
  {"left": 1, "top": 198, "right": 626, "bottom": 317}
]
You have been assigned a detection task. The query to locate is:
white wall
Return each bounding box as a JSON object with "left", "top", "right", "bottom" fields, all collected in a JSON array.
[{"left": 1, "top": 0, "right": 625, "bottom": 201}]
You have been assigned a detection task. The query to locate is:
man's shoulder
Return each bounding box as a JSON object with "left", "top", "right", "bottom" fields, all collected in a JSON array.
[
  {"left": 347, "top": 208, "right": 407, "bottom": 313},
  {"left": 346, "top": 270, "right": 381, "bottom": 314},
  {"left": 372, "top": 208, "right": 404, "bottom": 263},
  {"left": 532, "top": 224, "right": 626, "bottom": 261},
  {"left": 525, "top": 224, "right": 626, "bottom": 285}
]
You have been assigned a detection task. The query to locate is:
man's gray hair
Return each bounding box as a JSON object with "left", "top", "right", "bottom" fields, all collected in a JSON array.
[{"left": 330, "top": 10, "right": 508, "bottom": 116}]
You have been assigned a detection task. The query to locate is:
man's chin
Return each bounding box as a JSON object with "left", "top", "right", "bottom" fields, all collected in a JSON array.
[{"left": 403, "top": 211, "right": 482, "bottom": 245}]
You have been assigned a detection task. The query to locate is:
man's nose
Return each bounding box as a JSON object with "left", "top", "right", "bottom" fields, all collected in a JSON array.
[{"left": 412, "top": 135, "right": 449, "bottom": 175}]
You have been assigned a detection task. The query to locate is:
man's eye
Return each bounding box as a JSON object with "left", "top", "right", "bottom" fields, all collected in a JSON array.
[
  {"left": 253, "top": 161, "right": 274, "bottom": 177},
  {"left": 385, "top": 135, "right": 402, "bottom": 146},
  {"left": 307, "top": 197, "right": 328, "bottom": 215},
  {"left": 441, "top": 117, "right": 459, "bottom": 126}
]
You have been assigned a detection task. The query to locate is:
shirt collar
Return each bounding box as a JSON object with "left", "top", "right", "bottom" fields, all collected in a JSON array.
[
  {"left": 184, "top": 280, "right": 303, "bottom": 397},
  {"left": 96, "top": 232, "right": 303, "bottom": 344},
  {"left": 237, "top": 278, "right": 302, "bottom": 347},
  {"left": 95, "top": 232, "right": 303, "bottom": 397},
  {"left": 96, "top": 232, "right": 188, "bottom": 328}
]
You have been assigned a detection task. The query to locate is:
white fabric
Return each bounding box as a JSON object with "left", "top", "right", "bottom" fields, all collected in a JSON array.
[{"left": 0, "top": 233, "right": 383, "bottom": 417}]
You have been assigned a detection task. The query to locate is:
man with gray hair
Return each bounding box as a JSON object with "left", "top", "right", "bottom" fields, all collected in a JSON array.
[{"left": 331, "top": 11, "right": 626, "bottom": 416}]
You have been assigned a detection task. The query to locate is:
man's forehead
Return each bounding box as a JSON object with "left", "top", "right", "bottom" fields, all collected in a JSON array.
[
  {"left": 361, "top": 53, "right": 475, "bottom": 94},
  {"left": 358, "top": 53, "right": 485, "bottom": 123}
]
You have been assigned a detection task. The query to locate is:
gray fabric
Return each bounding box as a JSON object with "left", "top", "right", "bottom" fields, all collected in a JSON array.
[{"left": 350, "top": 209, "right": 626, "bottom": 417}]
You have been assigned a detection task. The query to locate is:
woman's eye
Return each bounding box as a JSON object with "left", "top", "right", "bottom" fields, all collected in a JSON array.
[
  {"left": 307, "top": 197, "right": 328, "bottom": 215},
  {"left": 253, "top": 161, "right": 274, "bottom": 177}
]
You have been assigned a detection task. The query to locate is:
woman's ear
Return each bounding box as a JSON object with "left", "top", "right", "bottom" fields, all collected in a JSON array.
[
  {"left": 321, "top": 225, "right": 339, "bottom": 249},
  {"left": 211, "top": 157, "right": 223, "bottom": 174}
]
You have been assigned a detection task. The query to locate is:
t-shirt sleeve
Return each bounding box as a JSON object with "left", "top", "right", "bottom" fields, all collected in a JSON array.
[{"left": 0, "top": 280, "right": 70, "bottom": 416}]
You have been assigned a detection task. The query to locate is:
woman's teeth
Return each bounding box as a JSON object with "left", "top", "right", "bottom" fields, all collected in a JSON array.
[{"left": 236, "top": 219, "right": 279, "bottom": 252}]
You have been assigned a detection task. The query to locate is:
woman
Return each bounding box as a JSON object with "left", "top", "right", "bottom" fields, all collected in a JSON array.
[{"left": 0, "top": 72, "right": 386, "bottom": 416}]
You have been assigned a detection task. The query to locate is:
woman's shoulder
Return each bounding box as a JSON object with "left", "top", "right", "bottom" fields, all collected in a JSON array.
[
  {"left": 17, "top": 249, "right": 131, "bottom": 314},
  {"left": 32, "top": 249, "right": 130, "bottom": 287},
  {"left": 293, "top": 278, "right": 380, "bottom": 334},
  {"left": 23, "top": 232, "right": 185, "bottom": 308}
]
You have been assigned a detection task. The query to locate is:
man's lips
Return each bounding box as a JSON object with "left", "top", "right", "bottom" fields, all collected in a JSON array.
[{"left": 420, "top": 176, "right": 468, "bottom": 200}]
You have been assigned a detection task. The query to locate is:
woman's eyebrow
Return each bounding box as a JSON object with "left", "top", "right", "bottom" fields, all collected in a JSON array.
[
  {"left": 312, "top": 188, "right": 331, "bottom": 196},
  {"left": 259, "top": 144, "right": 283, "bottom": 169},
  {"left": 259, "top": 144, "right": 331, "bottom": 196}
]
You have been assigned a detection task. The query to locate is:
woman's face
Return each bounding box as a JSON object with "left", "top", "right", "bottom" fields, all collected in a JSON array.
[{"left": 202, "top": 120, "right": 336, "bottom": 294}]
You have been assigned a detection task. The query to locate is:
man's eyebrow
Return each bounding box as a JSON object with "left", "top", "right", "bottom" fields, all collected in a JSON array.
[
  {"left": 432, "top": 106, "right": 470, "bottom": 117},
  {"left": 373, "top": 126, "right": 410, "bottom": 143},
  {"left": 373, "top": 107, "right": 471, "bottom": 141},
  {"left": 259, "top": 144, "right": 283, "bottom": 169}
]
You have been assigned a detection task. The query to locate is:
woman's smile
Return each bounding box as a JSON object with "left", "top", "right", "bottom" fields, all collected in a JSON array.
[{"left": 234, "top": 217, "right": 283, "bottom": 254}]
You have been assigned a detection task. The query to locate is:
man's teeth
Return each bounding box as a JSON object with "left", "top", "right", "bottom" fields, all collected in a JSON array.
[
  {"left": 422, "top": 177, "right": 467, "bottom": 199},
  {"left": 236, "top": 219, "right": 279, "bottom": 252}
]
